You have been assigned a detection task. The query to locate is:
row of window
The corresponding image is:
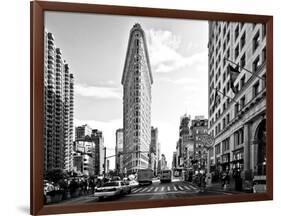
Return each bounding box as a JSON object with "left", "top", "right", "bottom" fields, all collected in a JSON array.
[
  {"left": 211, "top": 128, "right": 243, "bottom": 156},
  {"left": 210, "top": 79, "right": 264, "bottom": 137}
]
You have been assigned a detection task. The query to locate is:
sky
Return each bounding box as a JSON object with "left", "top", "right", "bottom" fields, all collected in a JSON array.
[{"left": 45, "top": 11, "right": 209, "bottom": 169}]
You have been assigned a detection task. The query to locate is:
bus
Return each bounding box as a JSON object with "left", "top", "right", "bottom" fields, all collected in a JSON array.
[
  {"left": 160, "top": 170, "right": 172, "bottom": 183},
  {"left": 137, "top": 169, "right": 153, "bottom": 185}
]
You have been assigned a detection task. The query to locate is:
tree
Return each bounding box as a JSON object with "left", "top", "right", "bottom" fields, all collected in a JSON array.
[{"left": 45, "top": 169, "right": 69, "bottom": 184}]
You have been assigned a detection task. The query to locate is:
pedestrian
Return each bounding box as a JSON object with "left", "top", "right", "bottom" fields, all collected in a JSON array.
[{"left": 221, "top": 171, "right": 226, "bottom": 188}]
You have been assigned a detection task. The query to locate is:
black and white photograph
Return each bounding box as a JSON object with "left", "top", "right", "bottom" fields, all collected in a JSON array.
[{"left": 43, "top": 11, "right": 267, "bottom": 205}]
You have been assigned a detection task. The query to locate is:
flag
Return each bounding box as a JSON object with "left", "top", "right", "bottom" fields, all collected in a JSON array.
[{"left": 228, "top": 64, "right": 240, "bottom": 94}]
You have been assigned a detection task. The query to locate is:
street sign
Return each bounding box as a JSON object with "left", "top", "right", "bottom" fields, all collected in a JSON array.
[{"left": 197, "top": 134, "right": 215, "bottom": 148}]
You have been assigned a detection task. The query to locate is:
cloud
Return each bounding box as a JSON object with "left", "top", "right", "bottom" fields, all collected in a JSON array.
[
  {"left": 75, "top": 83, "right": 121, "bottom": 99},
  {"left": 147, "top": 29, "right": 207, "bottom": 73},
  {"left": 160, "top": 77, "right": 198, "bottom": 85}
]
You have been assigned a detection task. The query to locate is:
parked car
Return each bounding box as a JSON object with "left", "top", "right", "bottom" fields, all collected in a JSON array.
[
  {"left": 252, "top": 176, "right": 266, "bottom": 193},
  {"left": 94, "top": 181, "right": 130, "bottom": 199}
]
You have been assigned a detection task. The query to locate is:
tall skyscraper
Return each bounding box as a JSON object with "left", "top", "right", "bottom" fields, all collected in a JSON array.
[
  {"left": 150, "top": 127, "right": 160, "bottom": 175},
  {"left": 176, "top": 114, "right": 191, "bottom": 168},
  {"left": 44, "top": 31, "right": 74, "bottom": 173},
  {"left": 91, "top": 129, "right": 104, "bottom": 176},
  {"left": 208, "top": 22, "right": 266, "bottom": 180},
  {"left": 115, "top": 128, "right": 124, "bottom": 174},
  {"left": 121, "top": 23, "right": 153, "bottom": 174}
]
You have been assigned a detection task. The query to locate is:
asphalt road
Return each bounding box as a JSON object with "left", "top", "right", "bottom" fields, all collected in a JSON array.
[{"left": 59, "top": 179, "right": 242, "bottom": 205}]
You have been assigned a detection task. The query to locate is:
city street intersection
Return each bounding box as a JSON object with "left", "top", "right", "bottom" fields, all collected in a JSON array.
[{"left": 59, "top": 178, "right": 244, "bottom": 205}]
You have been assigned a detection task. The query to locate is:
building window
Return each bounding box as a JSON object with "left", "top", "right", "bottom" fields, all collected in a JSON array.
[
  {"left": 226, "top": 49, "right": 230, "bottom": 59},
  {"left": 240, "top": 75, "right": 246, "bottom": 89},
  {"left": 226, "top": 32, "right": 230, "bottom": 43},
  {"left": 222, "top": 138, "right": 230, "bottom": 152},
  {"left": 234, "top": 103, "right": 239, "bottom": 117},
  {"left": 235, "top": 45, "right": 239, "bottom": 59},
  {"left": 253, "top": 32, "right": 260, "bottom": 52},
  {"left": 253, "top": 56, "right": 260, "bottom": 73},
  {"left": 253, "top": 81, "right": 260, "bottom": 97},
  {"left": 240, "top": 53, "right": 246, "bottom": 68},
  {"left": 223, "top": 72, "right": 226, "bottom": 82},
  {"left": 240, "top": 95, "right": 246, "bottom": 108},
  {"left": 226, "top": 113, "right": 230, "bottom": 124},
  {"left": 240, "top": 32, "right": 246, "bottom": 50},
  {"left": 235, "top": 25, "right": 239, "bottom": 41},
  {"left": 215, "top": 143, "right": 221, "bottom": 155}
]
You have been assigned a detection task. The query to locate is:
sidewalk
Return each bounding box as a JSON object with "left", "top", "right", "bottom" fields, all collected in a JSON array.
[
  {"left": 49, "top": 194, "right": 98, "bottom": 205},
  {"left": 205, "top": 182, "right": 245, "bottom": 194}
]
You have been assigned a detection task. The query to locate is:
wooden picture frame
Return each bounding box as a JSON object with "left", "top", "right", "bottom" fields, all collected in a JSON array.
[{"left": 31, "top": 1, "right": 273, "bottom": 215}]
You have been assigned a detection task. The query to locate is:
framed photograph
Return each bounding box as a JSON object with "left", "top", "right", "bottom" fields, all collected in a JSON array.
[{"left": 30, "top": 1, "right": 273, "bottom": 215}]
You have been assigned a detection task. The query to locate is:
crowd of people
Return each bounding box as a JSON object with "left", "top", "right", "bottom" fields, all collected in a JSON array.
[
  {"left": 44, "top": 176, "right": 110, "bottom": 204},
  {"left": 186, "top": 168, "right": 243, "bottom": 192}
]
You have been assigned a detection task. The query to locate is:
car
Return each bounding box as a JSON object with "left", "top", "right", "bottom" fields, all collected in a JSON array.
[
  {"left": 160, "top": 170, "right": 172, "bottom": 183},
  {"left": 121, "top": 181, "right": 132, "bottom": 194},
  {"left": 112, "top": 176, "right": 121, "bottom": 181},
  {"left": 252, "top": 175, "right": 266, "bottom": 193},
  {"left": 128, "top": 179, "right": 139, "bottom": 188},
  {"left": 94, "top": 181, "right": 130, "bottom": 199}
]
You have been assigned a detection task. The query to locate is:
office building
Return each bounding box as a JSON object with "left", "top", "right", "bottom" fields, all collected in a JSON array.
[
  {"left": 91, "top": 129, "right": 104, "bottom": 176},
  {"left": 208, "top": 21, "right": 266, "bottom": 182},
  {"left": 190, "top": 117, "right": 208, "bottom": 170},
  {"left": 115, "top": 128, "right": 124, "bottom": 174},
  {"left": 150, "top": 127, "right": 160, "bottom": 175},
  {"left": 75, "top": 124, "right": 92, "bottom": 141},
  {"left": 121, "top": 23, "right": 153, "bottom": 173},
  {"left": 44, "top": 31, "right": 74, "bottom": 173}
]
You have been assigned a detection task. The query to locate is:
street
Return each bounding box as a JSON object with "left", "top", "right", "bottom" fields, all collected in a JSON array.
[{"left": 58, "top": 178, "right": 244, "bottom": 205}]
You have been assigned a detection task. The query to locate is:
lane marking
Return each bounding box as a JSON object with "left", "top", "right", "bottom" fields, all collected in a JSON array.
[
  {"left": 161, "top": 187, "right": 165, "bottom": 192},
  {"left": 173, "top": 186, "right": 177, "bottom": 191},
  {"left": 154, "top": 187, "right": 159, "bottom": 192},
  {"left": 167, "top": 186, "right": 171, "bottom": 191}
]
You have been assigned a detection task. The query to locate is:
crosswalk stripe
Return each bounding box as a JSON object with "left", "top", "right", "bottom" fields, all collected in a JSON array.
[
  {"left": 178, "top": 186, "right": 184, "bottom": 190},
  {"left": 184, "top": 186, "right": 191, "bottom": 190},
  {"left": 131, "top": 188, "right": 138, "bottom": 193},
  {"left": 173, "top": 186, "right": 177, "bottom": 191},
  {"left": 167, "top": 186, "right": 170, "bottom": 191},
  {"left": 154, "top": 187, "right": 159, "bottom": 192},
  {"left": 133, "top": 188, "right": 143, "bottom": 193},
  {"left": 139, "top": 187, "right": 149, "bottom": 193},
  {"left": 147, "top": 187, "right": 153, "bottom": 192},
  {"left": 161, "top": 187, "right": 165, "bottom": 192},
  {"left": 189, "top": 185, "right": 197, "bottom": 190}
]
